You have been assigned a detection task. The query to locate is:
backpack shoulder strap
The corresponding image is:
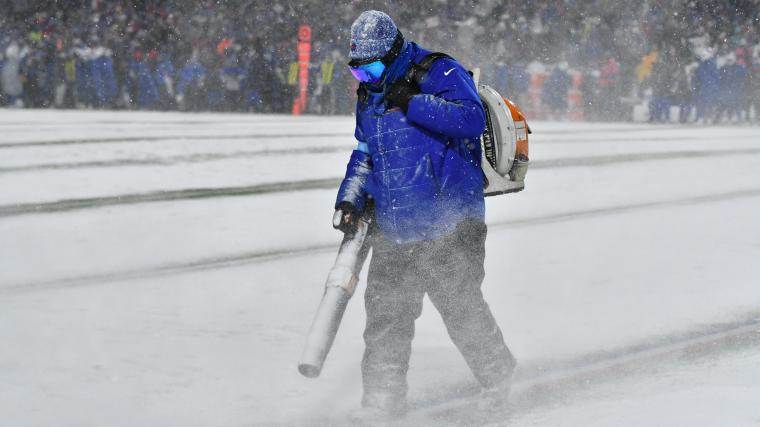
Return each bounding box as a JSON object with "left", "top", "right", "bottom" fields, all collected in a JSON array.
[
  {"left": 404, "top": 52, "right": 453, "bottom": 85},
  {"left": 356, "top": 84, "right": 369, "bottom": 104}
]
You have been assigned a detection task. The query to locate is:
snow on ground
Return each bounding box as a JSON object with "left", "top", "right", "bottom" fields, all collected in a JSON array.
[
  {"left": 510, "top": 341, "right": 760, "bottom": 426},
  {"left": 1, "top": 109, "right": 759, "bottom": 426}
]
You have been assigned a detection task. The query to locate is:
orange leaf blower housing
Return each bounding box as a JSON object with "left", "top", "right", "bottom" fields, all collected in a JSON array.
[{"left": 478, "top": 85, "right": 530, "bottom": 196}]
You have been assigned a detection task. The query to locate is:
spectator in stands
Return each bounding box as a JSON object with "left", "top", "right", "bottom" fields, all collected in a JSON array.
[
  {"left": 73, "top": 38, "right": 94, "bottom": 107},
  {"left": 0, "top": 0, "right": 755, "bottom": 123},
  {"left": 694, "top": 51, "right": 720, "bottom": 123},
  {"left": 127, "top": 48, "right": 159, "bottom": 109},
  {"left": 220, "top": 48, "right": 247, "bottom": 111},
  {"left": 176, "top": 49, "right": 206, "bottom": 111},
  {"left": 543, "top": 62, "right": 570, "bottom": 119},
  {"left": 716, "top": 52, "right": 748, "bottom": 123},
  {"left": 672, "top": 65, "right": 694, "bottom": 123},
  {"left": 154, "top": 50, "right": 176, "bottom": 110},
  {"left": 597, "top": 56, "right": 621, "bottom": 121},
  {"left": 91, "top": 40, "right": 119, "bottom": 108},
  {"left": 750, "top": 44, "right": 760, "bottom": 122},
  {"left": 648, "top": 51, "right": 677, "bottom": 123},
  {"left": 2, "top": 40, "right": 28, "bottom": 107}
]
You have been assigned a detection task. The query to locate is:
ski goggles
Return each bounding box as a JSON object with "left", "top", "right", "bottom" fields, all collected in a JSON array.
[{"left": 348, "top": 59, "right": 386, "bottom": 83}]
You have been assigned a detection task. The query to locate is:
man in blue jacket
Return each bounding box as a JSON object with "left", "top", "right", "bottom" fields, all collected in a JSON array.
[{"left": 335, "top": 11, "right": 515, "bottom": 419}]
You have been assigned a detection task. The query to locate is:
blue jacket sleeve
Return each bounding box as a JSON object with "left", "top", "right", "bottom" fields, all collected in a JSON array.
[
  {"left": 335, "top": 149, "right": 372, "bottom": 212},
  {"left": 405, "top": 59, "right": 486, "bottom": 139}
]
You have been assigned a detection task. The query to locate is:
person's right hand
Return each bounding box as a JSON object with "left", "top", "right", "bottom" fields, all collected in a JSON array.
[{"left": 333, "top": 202, "right": 359, "bottom": 234}]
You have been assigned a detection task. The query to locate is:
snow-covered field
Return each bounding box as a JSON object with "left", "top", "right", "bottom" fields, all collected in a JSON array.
[{"left": 1, "top": 110, "right": 759, "bottom": 426}]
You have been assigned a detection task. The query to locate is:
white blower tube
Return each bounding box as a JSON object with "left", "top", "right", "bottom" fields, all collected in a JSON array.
[{"left": 298, "top": 216, "right": 372, "bottom": 378}]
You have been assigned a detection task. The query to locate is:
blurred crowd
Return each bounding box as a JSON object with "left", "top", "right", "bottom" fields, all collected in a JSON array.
[
  {"left": 0, "top": 0, "right": 357, "bottom": 113},
  {"left": 0, "top": 0, "right": 758, "bottom": 123}
]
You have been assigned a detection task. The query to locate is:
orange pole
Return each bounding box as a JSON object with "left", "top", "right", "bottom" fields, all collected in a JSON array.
[
  {"left": 567, "top": 72, "right": 584, "bottom": 121},
  {"left": 293, "top": 25, "right": 312, "bottom": 115}
]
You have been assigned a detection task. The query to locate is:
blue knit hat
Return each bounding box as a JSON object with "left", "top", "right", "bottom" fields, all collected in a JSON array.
[{"left": 349, "top": 11, "right": 398, "bottom": 61}]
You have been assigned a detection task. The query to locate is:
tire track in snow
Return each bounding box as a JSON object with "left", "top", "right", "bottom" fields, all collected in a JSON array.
[
  {"left": 536, "top": 124, "right": 688, "bottom": 134},
  {"left": 4, "top": 187, "right": 760, "bottom": 295},
  {"left": 0, "top": 132, "right": 350, "bottom": 149},
  {"left": 0, "top": 144, "right": 354, "bottom": 173},
  {"left": 1, "top": 144, "right": 758, "bottom": 174},
  {"left": 533, "top": 147, "right": 760, "bottom": 168},
  {"left": 4, "top": 123, "right": 751, "bottom": 149},
  {"left": 0, "top": 117, "right": 329, "bottom": 128},
  {"left": 0, "top": 177, "right": 343, "bottom": 218},
  {"left": 1, "top": 147, "right": 758, "bottom": 217}
]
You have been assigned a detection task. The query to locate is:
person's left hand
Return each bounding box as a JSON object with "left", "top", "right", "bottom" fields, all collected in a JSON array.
[
  {"left": 333, "top": 201, "right": 359, "bottom": 234},
  {"left": 385, "top": 78, "right": 420, "bottom": 113}
]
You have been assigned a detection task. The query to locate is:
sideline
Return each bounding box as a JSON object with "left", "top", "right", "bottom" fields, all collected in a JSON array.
[{"left": 1, "top": 143, "right": 758, "bottom": 174}]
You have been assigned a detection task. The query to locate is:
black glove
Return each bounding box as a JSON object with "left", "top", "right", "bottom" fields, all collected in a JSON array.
[
  {"left": 385, "top": 78, "right": 420, "bottom": 113},
  {"left": 333, "top": 201, "right": 359, "bottom": 234}
]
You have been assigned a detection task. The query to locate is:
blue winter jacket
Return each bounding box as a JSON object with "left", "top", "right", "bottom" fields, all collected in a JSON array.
[{"left": 336, "top": 42, "right": 486, "bottom": 243}]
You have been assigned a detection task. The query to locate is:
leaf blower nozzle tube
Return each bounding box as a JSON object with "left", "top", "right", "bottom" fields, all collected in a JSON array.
[
  {"left": 298, "top": 286, "right": 352, "bottom": 378},
  {"left": 298, "top": 211, "right": 372, "bottom": 378}
]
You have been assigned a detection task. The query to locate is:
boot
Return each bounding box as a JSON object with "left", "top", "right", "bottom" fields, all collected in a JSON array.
[
  {"left": 477, "top": 376, "right": 512, "bottom": 414},
  {"left": 349, "top": 392, "right": 408, "bottom": 424}
]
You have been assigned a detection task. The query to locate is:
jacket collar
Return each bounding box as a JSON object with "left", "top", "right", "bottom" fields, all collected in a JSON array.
[{"left": 367, "top": 41, "right": 417, "bottom": 92}]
